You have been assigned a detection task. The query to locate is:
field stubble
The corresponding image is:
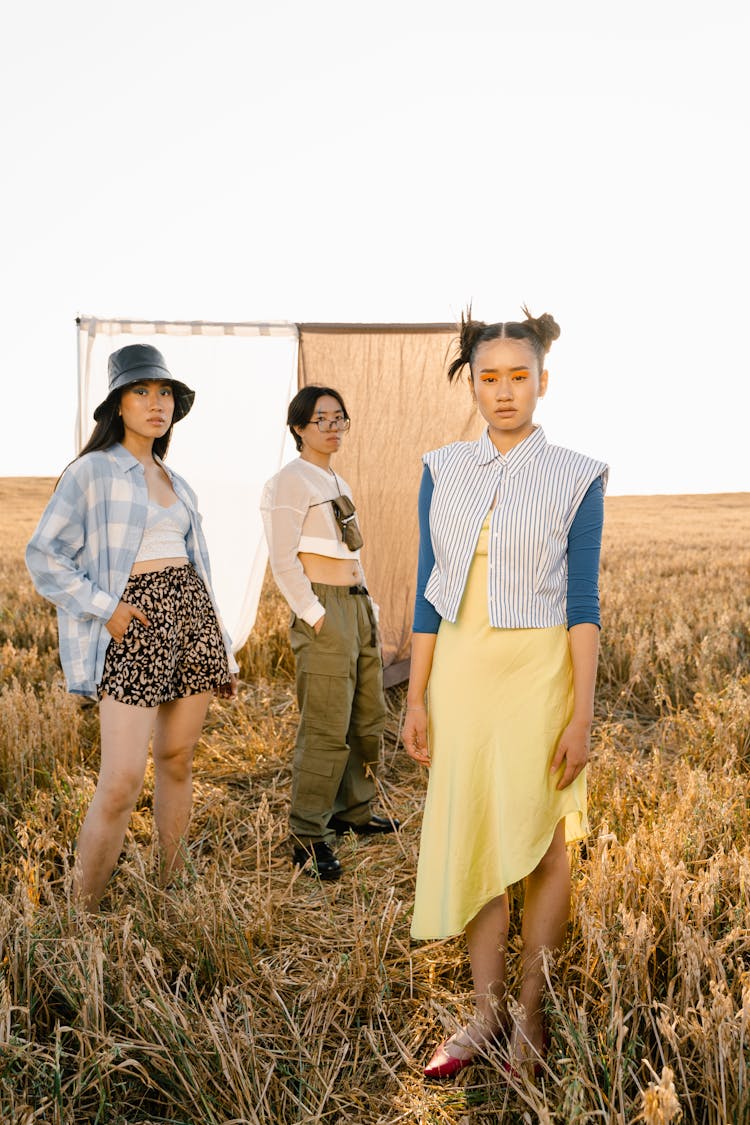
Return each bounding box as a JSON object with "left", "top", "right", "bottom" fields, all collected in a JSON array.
[{"left": 0, "top": 480, "right": 749, "bottom": 1124}]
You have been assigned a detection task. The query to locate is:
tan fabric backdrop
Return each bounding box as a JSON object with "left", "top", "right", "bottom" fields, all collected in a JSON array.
[{"left": 298, "top": 324, "right": 485, "bottom": 683}]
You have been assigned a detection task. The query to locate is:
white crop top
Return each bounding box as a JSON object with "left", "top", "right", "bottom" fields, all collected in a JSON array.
[
  {"left": 134, "top": 497, "right": 190, "bottom": 563},
  {"left": 260, "top": 457, "right": 364, "bottom": 627}
]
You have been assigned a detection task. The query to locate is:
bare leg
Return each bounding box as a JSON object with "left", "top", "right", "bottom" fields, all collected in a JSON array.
[
  {"left": 74, "top": 696, "right": 157, "bottom": 910},
  {"left": 151, "top": 692, "right": 211, "bottom": 884},
  {"left": 425, "top": 895, "right": 509, "bottom": 1070},
  {"left": 513, "top": 819, "right": 570, "bottom": 1061},
  {"left": 466, "top": 893, "right": 510, "bottom": 1030}
]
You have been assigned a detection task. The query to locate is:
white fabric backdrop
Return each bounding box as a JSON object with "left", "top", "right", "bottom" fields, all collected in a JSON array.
[{"left": 76, "top": 317, "right": 298, "bottom": 653}]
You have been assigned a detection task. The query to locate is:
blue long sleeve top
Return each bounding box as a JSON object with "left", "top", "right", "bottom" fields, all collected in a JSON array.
[{"left": 413, "top": 466, "right": 604, "bottom": 633}]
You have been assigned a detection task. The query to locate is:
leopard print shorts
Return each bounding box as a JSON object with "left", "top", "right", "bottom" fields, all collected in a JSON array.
[{"left": 98, "top": 564, "right": 231, "bottom": 707}]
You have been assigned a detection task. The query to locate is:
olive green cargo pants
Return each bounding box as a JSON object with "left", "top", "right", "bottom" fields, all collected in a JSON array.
[{"left": 289, "top": 583, "right": 386, "bottom": 846}]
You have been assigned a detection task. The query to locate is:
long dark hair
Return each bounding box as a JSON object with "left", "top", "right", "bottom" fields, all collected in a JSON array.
[
  {"left": 55, "top": 392, "right": 174, "bottom": 487},
  {"left": 287, "top": 385, "right": 349, "bottom": 452},
  {"left": 447, "top": 305, "right": 561, "bottom": 383}
]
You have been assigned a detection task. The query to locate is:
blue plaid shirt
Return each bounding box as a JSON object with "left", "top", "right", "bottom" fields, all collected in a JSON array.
[{"left": 26, "top": 443, "right": 237, "bottom": 697}]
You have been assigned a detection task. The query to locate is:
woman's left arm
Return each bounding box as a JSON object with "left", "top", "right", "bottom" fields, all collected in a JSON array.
[{"left": 550, "top": 476, "right": 604, "bottom": 790}]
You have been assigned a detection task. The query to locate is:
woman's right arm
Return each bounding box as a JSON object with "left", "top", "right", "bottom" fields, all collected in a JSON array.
[
  {"left": 260, "top": 473, "right": 325, "bottom": 629},
  {"left": 403, "top": 465, "right": 441, "bottom": 766},
  {"left": 26, "top": 465, "right": 121, "bottom": 623},
  {"left": 403, "top": 632, "right": 437, "bottom": 765}
]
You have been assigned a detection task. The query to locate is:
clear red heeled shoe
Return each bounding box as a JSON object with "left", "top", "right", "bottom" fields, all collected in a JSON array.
[
  {"left": 423, "top": 1022, "right": 503, "bottom": 1080},
  {"left": 423, "top": 1037, "right": 475, "bottom": 1080}
]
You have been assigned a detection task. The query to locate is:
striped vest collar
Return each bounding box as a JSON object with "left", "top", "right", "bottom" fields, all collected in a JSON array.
[{"left": 474, "top": 425, "right": 548, "bottom": 475}]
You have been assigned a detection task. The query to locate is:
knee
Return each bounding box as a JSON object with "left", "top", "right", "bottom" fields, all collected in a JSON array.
[
  {"left": 154, "top": 743, "right": 195, "bottom": 784},
  {"left": 533, "top": 832, "right": 569, "bottom": 880},
  {"left": 347, "top": 732, "right": 382, "bottom": 765},
  {"left": 94, "top": 771, "right": 144, "bottom": 819}
]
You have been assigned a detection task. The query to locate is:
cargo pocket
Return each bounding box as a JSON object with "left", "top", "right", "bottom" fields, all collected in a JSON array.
[
  {"left": 297, "top": 651, "right": 350, "bottom": 734},
  {"left": 292, "top": 749, "right": 338, "bottom": 813}
]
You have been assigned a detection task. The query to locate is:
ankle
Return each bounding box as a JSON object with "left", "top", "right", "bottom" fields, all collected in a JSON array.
[
  {"left": 453, "top": 1015, "right": 503, "bottom": 1050},
  {"left": 510, "top": 1015, "right": 546, "bottom": 1060}
]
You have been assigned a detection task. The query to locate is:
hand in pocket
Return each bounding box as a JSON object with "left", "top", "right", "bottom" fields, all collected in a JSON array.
[{"left": 106, "top": 600, "right": 151, "bottom": 643}]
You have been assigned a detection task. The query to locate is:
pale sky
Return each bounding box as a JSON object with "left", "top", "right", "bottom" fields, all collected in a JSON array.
[{"left": 2, "top": 0, "right": 748, "bottom": 493}]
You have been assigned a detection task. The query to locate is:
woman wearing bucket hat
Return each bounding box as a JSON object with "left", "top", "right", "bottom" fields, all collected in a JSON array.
[{"left": 27, "top": 343, "right": 238, "bottom": 911}]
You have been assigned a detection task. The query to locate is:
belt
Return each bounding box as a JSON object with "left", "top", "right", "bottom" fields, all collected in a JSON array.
[{"left": 348, "top": 584, "right": 369, "bottom": 596}]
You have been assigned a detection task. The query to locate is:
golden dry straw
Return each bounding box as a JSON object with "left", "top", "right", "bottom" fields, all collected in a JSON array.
[{"left": 0, "top": 480, "right": 748, "bottom": 1123}]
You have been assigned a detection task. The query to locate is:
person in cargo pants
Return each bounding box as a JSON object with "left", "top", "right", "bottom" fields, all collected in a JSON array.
[{"left": 261, "top": 385, "right": 398, "bottom": 880}]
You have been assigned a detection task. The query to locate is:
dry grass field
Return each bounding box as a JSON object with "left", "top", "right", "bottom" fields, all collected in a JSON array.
[{"left": 1, "top": 479, "right": 749, "bottom": 1124}]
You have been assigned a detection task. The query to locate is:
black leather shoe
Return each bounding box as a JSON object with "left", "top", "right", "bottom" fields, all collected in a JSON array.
[
  {"left": 292, "top": 840, "right": 342, "bottom": 881},
  {"left": 328, "top": 814, "right": 400, "bottom": 837}
]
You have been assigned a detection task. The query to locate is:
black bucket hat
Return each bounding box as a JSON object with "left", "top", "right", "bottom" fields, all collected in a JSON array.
[{"left": 93, "top": 344, "right": 195, "bottom": 422}]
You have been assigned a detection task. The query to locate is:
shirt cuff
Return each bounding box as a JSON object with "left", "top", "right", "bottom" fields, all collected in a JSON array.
[
  {"left": 95, "top": 591, "right": 122, "bottom": 621},
  {"left": 301, "top": 600, "right": 325, "bottom": 627}
]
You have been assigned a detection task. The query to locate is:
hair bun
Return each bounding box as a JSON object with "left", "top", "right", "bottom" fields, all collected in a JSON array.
[{"left": 521, "top": 307, "right": 561, "bottom": 353}]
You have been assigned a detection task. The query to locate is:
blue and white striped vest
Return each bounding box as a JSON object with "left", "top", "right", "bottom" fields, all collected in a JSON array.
[{"left": 423, "top": 426, "right": 608, "bottom": 628}]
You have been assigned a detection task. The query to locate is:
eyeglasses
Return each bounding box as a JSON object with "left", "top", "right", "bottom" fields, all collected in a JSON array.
[{"left": 310, "top": 417, "right": 351, "bottom": 432}]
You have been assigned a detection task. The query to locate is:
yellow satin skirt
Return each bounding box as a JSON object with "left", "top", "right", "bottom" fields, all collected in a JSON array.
[{"left": 411, "top": 520, "right": 588, "bottom": 940}]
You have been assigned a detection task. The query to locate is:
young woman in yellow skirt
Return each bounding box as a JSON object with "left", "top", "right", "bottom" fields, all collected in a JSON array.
[{"left": 403, "top": 308, "right": 607, "bottom": 1079}]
